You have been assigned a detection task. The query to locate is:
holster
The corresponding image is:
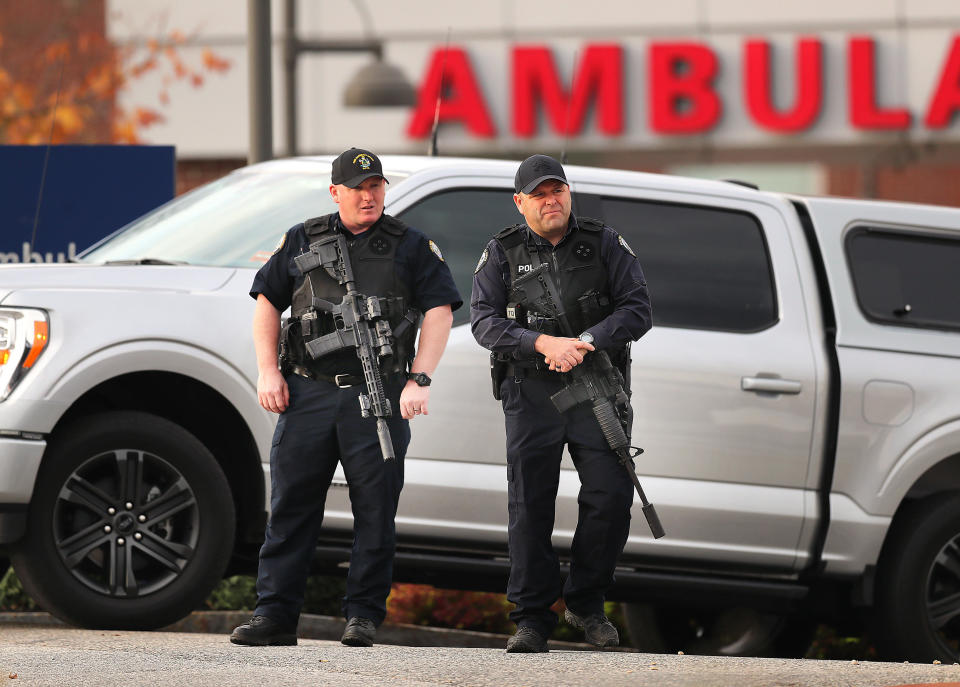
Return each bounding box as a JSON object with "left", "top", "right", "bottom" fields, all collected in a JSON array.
[
  {"left": 490, "top": 352, "right": 508, "bottom": 400},
  {"left": 278, "top": 319, "right": 294, "bottom": 376}
]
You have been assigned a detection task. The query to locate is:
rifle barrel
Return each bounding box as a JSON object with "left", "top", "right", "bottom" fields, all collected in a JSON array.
[
  {"left": 376, "top": 418, "right": 395, "bottom": 461},
  {"left": 616, "top": 448, "right": 665, "bottom": 539}
]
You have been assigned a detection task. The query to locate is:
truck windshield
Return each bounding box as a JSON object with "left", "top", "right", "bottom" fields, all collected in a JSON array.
[{"left": 80, "top": 168, "right": 407, "bottom": 268}]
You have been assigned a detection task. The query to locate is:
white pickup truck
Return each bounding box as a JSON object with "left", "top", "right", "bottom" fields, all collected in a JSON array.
[{"left": 1, "top": 156, "right": 958, "bottom": 661}]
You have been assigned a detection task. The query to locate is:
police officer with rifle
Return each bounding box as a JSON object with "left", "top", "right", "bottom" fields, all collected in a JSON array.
[
  {"left": 471, "top": 155, "right": 653, "bottom": 653},
  {"left": 232, "top": 148, "right": 460, "bottom": 649},
  {"left": 512, "top": 262, "right": 664, "bottom": 541}
]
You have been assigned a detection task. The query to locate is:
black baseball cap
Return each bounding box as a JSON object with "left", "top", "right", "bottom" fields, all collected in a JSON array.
[
  {"left": 331, "top": 147, "right": 389, "bottom": 188},
  {"left": 514, "top": 154, "right": 567, "bottom": 194}
]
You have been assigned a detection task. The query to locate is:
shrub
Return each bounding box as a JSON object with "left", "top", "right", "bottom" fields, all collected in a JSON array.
[
  {"left": 385, "top": 585, "right": 629, "bottom": 640},
  {"left": 205, "top": 575, "right": 257, "bottom": 611},
  {"left": 387, "top": 583, "right": 514, "bottom": 634},
  {"left": 0, "top": 566, "right": 37, "bottom": 611},
  {"left": 303, "top": 575, "right": 346, "bottom": 617},
  {"left": 204, "top": 574, "right": 346, "bottom": 616},
  {"left": 806, "top": 624, "right": 877, "bottom": 660}
]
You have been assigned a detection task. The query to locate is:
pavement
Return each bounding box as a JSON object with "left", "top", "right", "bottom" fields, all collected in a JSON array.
[
  {"left": 1, "top": 623, "right": 960, "bottom": 687},
  {"left": 0, "top": 610, "right": 594, "bottom": 650},
  {"left": 1, "top": 614, "right": 960, "bottom": 686}
]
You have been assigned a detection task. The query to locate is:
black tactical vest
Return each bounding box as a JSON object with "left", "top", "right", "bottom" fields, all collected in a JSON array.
[
  {"left": 496, "top": 217, "right": 617, "bottom": 365},
  {"left": 286, "top": 213, "right": 415, "bottom": 377}
]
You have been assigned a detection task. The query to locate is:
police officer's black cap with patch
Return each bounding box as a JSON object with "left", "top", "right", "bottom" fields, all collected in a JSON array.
[
  {"left": 514, "top": 154, "right": 568, "bottom": 194},
  {"left": 331, "top": 147, "right": 390, "bottom": 188}
]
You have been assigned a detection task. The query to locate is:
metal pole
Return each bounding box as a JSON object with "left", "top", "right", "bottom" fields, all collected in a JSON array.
[
  {"left": 247, "top": 0, "right": 273, "bottom": 164},
  {"left": 283, "top": 0, "right": 297, "bottom": 157}
]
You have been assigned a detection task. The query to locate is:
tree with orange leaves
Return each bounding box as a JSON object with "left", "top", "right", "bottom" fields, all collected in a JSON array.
[{"left": 0, "top": 25, "right": 230, "bottom": 145}]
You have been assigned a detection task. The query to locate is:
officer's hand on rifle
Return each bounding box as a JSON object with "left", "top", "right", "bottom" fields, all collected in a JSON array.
[
  {"left": 534, "top": 334, "right": 595, "bottom": 373},
  {"left": 257, "top": 366, "right": 290, "bottom": 414}
]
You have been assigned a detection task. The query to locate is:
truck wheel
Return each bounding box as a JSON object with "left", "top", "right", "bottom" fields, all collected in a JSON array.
[
  {"left": 10, "top": 411, "right": 235, "bottom": 630},
  {"left": 876, "top": 494, "right": 960, "bottom": 662},
  {"left": 622, "top": 603, "right": 813, "bottom": 657}
]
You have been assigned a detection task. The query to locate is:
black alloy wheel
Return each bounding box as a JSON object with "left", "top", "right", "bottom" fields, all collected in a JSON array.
[
  {"left": 54, "top": 448, "right": 200, "bottom": 598},
  {"left": 877, "top": 494, "right": 960, "bottom": 662},
  {"left": 924, "top": 533, "right": 960, "bottom": 654},
  {"left": 12, "top": 411, "right": 235, "bottom": 629}
]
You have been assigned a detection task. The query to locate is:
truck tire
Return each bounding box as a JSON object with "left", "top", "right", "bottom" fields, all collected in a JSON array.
[
  {"left": 10, "top": 411, "right": 235, "bottom": 630},
  {"left": 876, "top": 494, "right": 960, "bottom": 662}
]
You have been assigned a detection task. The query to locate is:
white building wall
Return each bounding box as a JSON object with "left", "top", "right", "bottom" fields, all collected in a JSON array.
[{"left": 107, "top": 0, "right": 960, "bottom": 159}]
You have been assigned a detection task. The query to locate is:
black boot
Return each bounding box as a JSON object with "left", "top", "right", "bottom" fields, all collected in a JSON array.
[
  {"left": 341, "top": 617, "right": 377, "bottom": 647},
  {"left": 229, "top": 615, "right": 297, "bottom": 646},
  {"left": 564, "top": 608, "right": 619, "bottom": 648},
  {"left": 505, "top": 626, "right": 548, "bottom": 653}
]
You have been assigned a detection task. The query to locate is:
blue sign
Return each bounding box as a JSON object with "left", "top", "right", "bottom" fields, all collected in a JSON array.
[{"left": 0, "top": 145, "right": 175, "bottom": 264}]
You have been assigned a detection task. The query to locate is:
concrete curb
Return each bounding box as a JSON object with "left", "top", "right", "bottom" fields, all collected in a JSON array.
[{"left": 0, "top": 611, "right": 611, "bottom": 651}]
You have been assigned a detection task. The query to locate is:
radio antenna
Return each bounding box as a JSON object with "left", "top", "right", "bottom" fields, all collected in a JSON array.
[
  {"left": 560, "top": 49, "right": 580, "bottom": 218},
  {"left": 31, "top": 56, "right": 66, "bottom": 255},
  {"left": 559, "top": 49, "right": 579, "bottom": 166},
  {"left": 428, "top": 28, "right": 451, "bottom": 157}
]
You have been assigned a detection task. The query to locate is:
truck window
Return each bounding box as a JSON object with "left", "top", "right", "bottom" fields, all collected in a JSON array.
[
  {"left": 398, "top": 188, "right": 518, "bottom": 325},
  {"left": 846, "top": 228, "right": 960, "bottom": 331},
  {"left": 599, "top": 197, "right": 777, "bottom": 332},
  {"left": 80, "top": 170, "right": 338, "bottom": 268}
]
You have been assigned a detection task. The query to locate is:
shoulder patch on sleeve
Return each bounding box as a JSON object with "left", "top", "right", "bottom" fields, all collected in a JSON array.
[
  {"left": 428, "top": 240, "right": 444, "bottom": 261},
  {"left": 617, "top": 234, "right": 636, "bottom": 258},
  {"left": 475, "top": 247, "right": 489, "bottom": 274},
  {"left": 273, "top": 232, "right": 287, "bottom": 254}
]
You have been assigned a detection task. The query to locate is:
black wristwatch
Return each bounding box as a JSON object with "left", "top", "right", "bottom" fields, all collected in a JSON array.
[{"left": 408, "top": 372, "right": 432, "bottom": 387}]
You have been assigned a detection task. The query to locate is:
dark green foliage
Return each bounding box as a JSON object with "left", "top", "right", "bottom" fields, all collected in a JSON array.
[
  {"left": 205, "top": 575, "right": 257, "bottom": 611},
  {"left": 0, "top": 566, "right": 37, "bottom": 611},
  {"left": 805, "top": 624, "right": 877, "bottom": 660},
  {"left": 303, "top": 575, "right": 346, "bottom": 617},
  {"left": 204, "top": 574, "right": 345, "bottom": 617}
]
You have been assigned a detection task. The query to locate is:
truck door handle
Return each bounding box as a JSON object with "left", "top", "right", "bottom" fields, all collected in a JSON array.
[{"left": 741, "top": 377, "right": 803, "bottom": 395}]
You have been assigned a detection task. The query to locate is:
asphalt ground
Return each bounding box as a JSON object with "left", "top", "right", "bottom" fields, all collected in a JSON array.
[
  {"left": 1, "top": 617, "right": 960, "bottom": 686},
  {"left": 0, "top": 610, "right": 588, "bottom": 650}
]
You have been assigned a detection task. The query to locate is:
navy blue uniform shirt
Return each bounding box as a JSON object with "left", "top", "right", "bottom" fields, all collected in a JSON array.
[
  {"left": 250, "top": 214, "right": 463, "bottom": 315},
  {"left": 470, "top": 216, "right": 651, "bottom": 357}
]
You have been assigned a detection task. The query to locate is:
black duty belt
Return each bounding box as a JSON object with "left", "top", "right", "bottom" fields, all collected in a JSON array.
[
  {"left": 290, "top": 365, "right": 406, "bottom": 389},
  {"left": 290, "top": 365, "right": 365, "bottom": 388},
  {"left": 504, "top": 363, "right": 565, "bottom": 382}
]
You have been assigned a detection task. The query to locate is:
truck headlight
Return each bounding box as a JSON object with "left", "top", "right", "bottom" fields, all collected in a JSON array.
[{"left": 0, "top": 308, "right": 50, "bottom": 402}]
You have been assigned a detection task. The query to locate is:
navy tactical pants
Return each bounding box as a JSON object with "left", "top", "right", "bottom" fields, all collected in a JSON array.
[
  {"left": 254, "top": 373, "right": 410, "bottom": 628},
  {"left": 500, "top": 375, "right": 634, "bottom": 638}
]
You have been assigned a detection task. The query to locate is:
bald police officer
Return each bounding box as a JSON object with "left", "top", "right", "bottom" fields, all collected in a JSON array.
[
  {"left": 471, "top": 155, "right": 652, "bottom": 653},
  {"left": 231, "top": 148, "right": 461, "bottom": 648}
]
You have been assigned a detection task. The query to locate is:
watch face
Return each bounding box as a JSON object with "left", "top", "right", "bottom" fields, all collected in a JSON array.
[
  {"left": 579, "top": 332, "right": 595, "bottom": 344},
  {"left": 410, "top": 372, "right": 431, "bottom": 386}
]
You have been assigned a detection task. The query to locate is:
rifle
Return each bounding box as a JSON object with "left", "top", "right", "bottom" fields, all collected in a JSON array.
[
  {"left": 294, "top": 233, "right": 418, "bottom": 462},
  {"left": 511, "top": 263, "right": 665, "bottom": 539}
]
